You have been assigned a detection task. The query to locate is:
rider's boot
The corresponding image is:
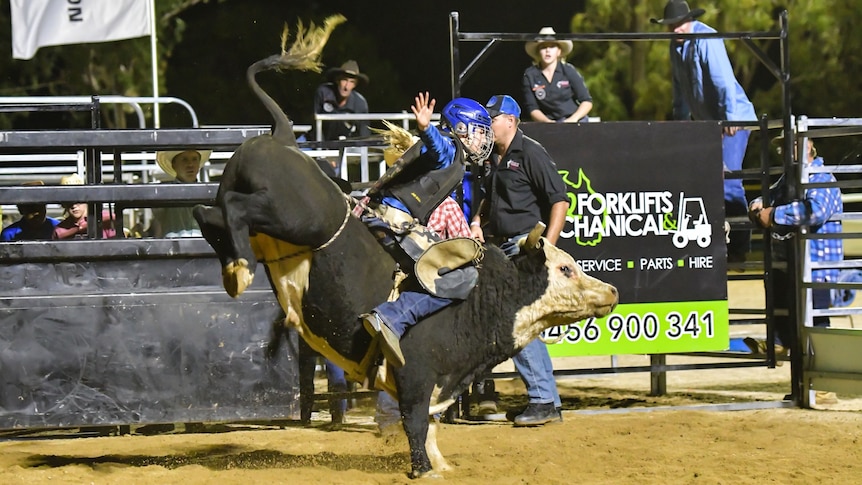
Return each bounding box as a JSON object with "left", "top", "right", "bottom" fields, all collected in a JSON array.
[{"left": 362, "top": 312, "right": 406, "bottom": 368}]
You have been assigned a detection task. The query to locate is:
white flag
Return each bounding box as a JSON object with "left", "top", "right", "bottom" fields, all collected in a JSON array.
[{"left": 11, "top": 0, "right": 153, "bottom": 60}]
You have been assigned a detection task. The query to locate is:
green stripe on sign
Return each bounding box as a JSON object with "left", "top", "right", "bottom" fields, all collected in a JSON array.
[{"left": 543, "top": 301, "right": 729, "bottom": 357}]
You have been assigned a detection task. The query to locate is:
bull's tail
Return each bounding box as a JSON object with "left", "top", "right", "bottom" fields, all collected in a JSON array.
[{"left": 246, "top": 15, "right": 346, "bottom": 146}]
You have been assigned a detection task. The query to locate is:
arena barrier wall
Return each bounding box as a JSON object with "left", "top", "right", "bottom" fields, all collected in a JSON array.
[
  {"left": 0, "top": 127, "right": 298, "bottom": 431},
  {"left": 0, "top": 252, "right": 289, "bottom": 429}
]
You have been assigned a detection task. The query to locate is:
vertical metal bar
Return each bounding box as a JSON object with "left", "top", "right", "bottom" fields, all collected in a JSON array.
[
  {"left": 110, "top": 148, "right": 123, "bottom": 236},
  {"left": 449, "top": 12, "right": 461, "bottom": 98},
  {"left": 776, "top": 10, "right": 803, "bottom": 405},
  {"left": 649, "top": 354, "right": 667, "bottom": 396},
  {"left": 149, "top": 0, "right": 160, "bottom": 128},
  {"left": 113, "top": 150, "right": 123, "bottom": 184},
  {"left": 87, "top": 96, "right": 102, "bottom": 239},
  {"left": 759, "top": 114, "right": 778, "bottom": 368}
]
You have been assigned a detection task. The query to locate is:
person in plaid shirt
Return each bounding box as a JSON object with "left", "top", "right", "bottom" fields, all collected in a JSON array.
[
  {"left": 427, "top": 196, "right": 471, "bottom": 239},
  {"left": 746, "top": 136, "right": 843, "bottom": 353}
]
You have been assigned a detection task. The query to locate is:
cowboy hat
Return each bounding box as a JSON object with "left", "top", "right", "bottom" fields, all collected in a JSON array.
[
  {"left": 60, "top": 173, "right": 84, "bottom": 185},
  {"left": 650, "top": 0, "right": 705, "bottom": 25},
  {"left": 156, "top": 149, "right": 212, "bottom": 178},
  {"left": 525, "top": 27, "right": 573, "bottom": 63},
  {"left": 325, "top": 60, "right": 369, "bottom": 84}
]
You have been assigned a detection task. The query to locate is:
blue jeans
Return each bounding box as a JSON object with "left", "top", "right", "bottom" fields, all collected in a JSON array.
[
  {"left": 498, "top": 233, "right": 528, "bottom": 257},
  {"left": 722, "top": 129, "right": 750, "bottom": 208},
  {"left": 499, "top": 233, "right": 561, "bottom": 407},
  {"left": 514, "top": 339, "right": 561, "bottom": 407},
  {"left": 325, "top": 359, "right": 348, "bottom": 415},
  {"left": 723, "top": 130, "right": 751, "bottom": 259},
  {"left": 374, "top": 291, "right": 452, "bottom": 337},
  {"left": 375, "top": 391, "right": 401, "bottom": 429}
]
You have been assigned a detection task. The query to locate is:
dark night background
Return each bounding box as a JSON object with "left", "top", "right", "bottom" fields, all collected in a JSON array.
[{"left": 162, "top": 0, "right": 586, "bottom": 128}]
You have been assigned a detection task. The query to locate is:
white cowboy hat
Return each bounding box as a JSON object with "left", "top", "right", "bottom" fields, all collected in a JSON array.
[
  {"left": 156, "top": 149, "right": 212, "bottom": 178},
  {"left": 60, "top": 173, "right": 84, "bottom": 185},
  {"left": 525, "top": 27, "right": 573, "bottom": 63}
]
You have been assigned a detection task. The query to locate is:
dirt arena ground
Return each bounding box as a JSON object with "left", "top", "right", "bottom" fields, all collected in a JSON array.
[{"left": 1, "top": 280, "right": 861, "bottom": 484}]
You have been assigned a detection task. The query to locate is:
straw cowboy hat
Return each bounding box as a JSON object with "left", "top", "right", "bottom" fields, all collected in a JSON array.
[
  {"left": 525, "top": 27, "right": 573, "bottom": 62},
  {"left": 325, "top": 60, "right": 369, "bottom": 84},
  {"left": 156, "top": 149, "right": 212, "bottom": 178},
  {"left": 650, "top": 0, "right": 705, "bottom": 25},
  {"left": 60, "top": 173, "right": 84, "bottom": 185}
]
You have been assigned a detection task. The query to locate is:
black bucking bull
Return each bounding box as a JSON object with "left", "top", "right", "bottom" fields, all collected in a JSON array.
[{"left": 193, "top": 17, "right": 618, "bottom": 478}]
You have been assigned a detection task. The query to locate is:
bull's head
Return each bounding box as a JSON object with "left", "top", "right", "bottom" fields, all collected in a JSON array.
[{"left": 511, "top": 223, "right": 618, "bottom": 348}]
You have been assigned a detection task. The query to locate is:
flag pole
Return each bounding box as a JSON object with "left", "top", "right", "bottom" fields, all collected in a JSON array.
[{"left": 149, "top": 0, "right": 160, "bottom": 128}]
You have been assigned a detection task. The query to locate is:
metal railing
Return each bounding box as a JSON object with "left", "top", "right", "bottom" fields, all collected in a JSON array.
[{"left": 0, "top": 95, "right": 200, "bottom": 128}]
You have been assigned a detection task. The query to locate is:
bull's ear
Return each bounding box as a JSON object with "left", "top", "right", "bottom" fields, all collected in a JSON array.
[{"left": 522, "top": 222, "right": 546, "bottom": 251}]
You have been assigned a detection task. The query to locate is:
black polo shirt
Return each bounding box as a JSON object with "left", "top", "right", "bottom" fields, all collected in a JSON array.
[
  {"left": 482, "top": 129, "right": 568, "bottom": 238},
  {"left": 521, "top": 62, "right": 592, "bottom": 121},
  {"left": 313, "top": 82, "right": 370, "bottom": 141}
]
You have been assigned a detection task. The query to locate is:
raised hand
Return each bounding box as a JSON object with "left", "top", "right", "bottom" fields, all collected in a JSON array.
[{"left": 411, "top": 91, "right": 436, "bottom": 131}]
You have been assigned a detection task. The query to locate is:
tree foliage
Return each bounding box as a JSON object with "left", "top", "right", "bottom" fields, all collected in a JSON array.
[
  {"left": 163, "top": 2, "right": 407, "bottom": 130},
  {"left": 570, "top": 0, "right": 777, "bottom": 121},
  {"left": 570, "top": 0, "right": 862, "bottom": 162}
]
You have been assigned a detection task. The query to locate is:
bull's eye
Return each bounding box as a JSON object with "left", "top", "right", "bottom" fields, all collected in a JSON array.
[{"left": 560, "top": 265, "right": 574, "bottom": 278}]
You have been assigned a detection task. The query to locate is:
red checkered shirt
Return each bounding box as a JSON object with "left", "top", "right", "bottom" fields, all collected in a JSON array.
[{"left": 427, "top": 197, "right": 471, "bottom": 240}]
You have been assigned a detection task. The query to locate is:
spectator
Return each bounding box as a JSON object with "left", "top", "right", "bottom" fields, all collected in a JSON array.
[
  {"left": 314, "top": 60, "right": 370, "bottom": 142},
  {"left": 360, "top": 92, "right": 493, "bottom": 368},
  {"left": 297, "top": 338, "right": 350, "bottom": 425},
  {"left": 150, "top": 149, "right": 211, "bottom": 238},
  {"left": 651, "top": 0, "right": 757, "bottom": 263},
  {"left": 471, "top": 94, "right": 568, "bottom": 427},
  {"left": 521, "top": 27, "right": 593, "bottom": 123},
  {"left": 745, "top": 136, "right": 842, "bottom": 355},
  {"left": 0, "top": 181, "right": 60, "bottom": 241},
  {"left": 53, "top": 173, "right": 119, "bottom": 240}
]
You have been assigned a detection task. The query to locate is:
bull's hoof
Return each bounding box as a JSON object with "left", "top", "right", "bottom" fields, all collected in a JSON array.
[
  {"left": 409, "top": 468, "right": 441, "bottom": 479},
  {"left": 223, "top": 258, "right": 254, "bottom": 297}
]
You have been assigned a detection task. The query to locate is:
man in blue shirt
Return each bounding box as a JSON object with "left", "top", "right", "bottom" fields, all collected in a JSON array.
[
  {"left": 746, "top": 137, "right": 842, "bottom": 354},
  {"left": 652, "top": 0, "right": 757, "bottom": 263},
  {"left": 0, "top": 181, "right": 59, "bottom": 242}
]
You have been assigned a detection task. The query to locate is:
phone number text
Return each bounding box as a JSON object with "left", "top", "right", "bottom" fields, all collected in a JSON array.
[{"left": 543, "top": 311, "right": 715, "bottom": 344}]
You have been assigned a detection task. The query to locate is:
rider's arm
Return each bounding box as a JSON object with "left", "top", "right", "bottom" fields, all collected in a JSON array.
[{"left": 417, "top": 125, "right": 457, "bottom": 169}]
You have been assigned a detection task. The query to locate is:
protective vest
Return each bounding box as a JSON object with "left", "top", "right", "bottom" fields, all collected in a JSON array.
[
  {"left": 358, "top": 202, "right": 482, "bottom": 300},
  {"left": 384, "top": 140, "right": 466, "bottom": 225}
]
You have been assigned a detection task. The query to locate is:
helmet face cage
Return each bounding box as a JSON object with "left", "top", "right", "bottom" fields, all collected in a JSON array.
[
  {"left": 441, "top": 98, "right": 494, "bottom": 164},
  {"left": 461, "top": 123, "right": 494, "bottom": 164}
]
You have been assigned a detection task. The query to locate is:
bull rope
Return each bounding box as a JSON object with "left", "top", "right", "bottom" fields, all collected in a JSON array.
[{"left": 258, "top": 195, "right": 351, "bottom": 264}]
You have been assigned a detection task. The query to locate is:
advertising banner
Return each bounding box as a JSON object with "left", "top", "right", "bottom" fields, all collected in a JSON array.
[{"left": 521, "top": 121, "right": 729, "bottom": 356}]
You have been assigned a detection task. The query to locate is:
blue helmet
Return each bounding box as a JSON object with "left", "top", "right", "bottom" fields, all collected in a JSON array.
[{"left": 441, "top": 97, "right": 494, "bottom": 164}]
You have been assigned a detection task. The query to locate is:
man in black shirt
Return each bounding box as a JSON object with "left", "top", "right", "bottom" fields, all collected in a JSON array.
[
  {"left": 313, "top": 60, "right": 370, "bottom": 141},
  {"left": 470, "top": 95, "right": 569, "bottom": 426}
]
